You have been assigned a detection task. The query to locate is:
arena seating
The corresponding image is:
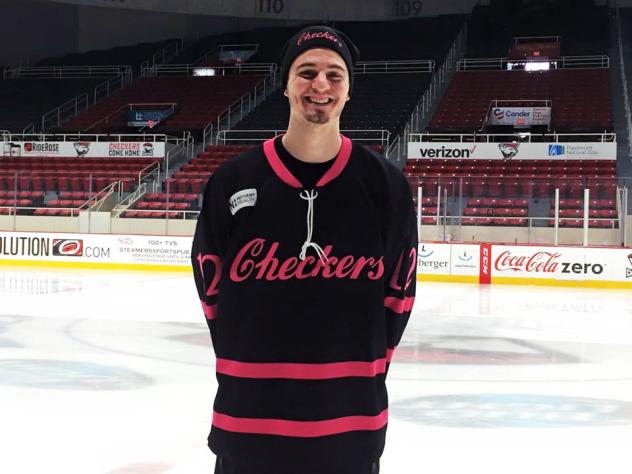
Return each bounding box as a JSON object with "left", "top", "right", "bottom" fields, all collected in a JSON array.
[
  {"left": 36, "top": 39, "right": 180, "bottom": 75},
  {"left": 0, "top": 78, "right": 104, "bottom": 132},
  {"left": 466, "top": 3, "right": 610, "bottom": 59},
  {"left": 232, "top": 73, "right": 431, "bottom": 139},
  {"left": 170, "top": 16, "right": 466, "bottom": 67},
  {"left": 429, "top": 69, "right": 612, "bottom": 132},
  {"left": 62, "top": 75, "right": 264, "bottom": 134},
  {"left": 406, "top": 157, "right": 619, "bottom": 228},
  {"left": 548, "top": 198, "right": 618, "bottom": 228},
  {"left": 121, "top": 192, "right": 200, "bottom": 219},
  {"left": 0, "top": 157, "right": 158, "bottom": 215},
  {"left": 160, "top": 145, "right": 251, "bottom": 196}
]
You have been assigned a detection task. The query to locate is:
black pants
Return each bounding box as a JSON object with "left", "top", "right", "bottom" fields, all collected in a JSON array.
[{"left": 214, "top": 456, "right": 380, "bottom": 474}]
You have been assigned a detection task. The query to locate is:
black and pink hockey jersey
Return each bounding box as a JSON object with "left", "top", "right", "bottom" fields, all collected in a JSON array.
[{"left": 191, "top": 135, "right": 417, "bottom": 473}]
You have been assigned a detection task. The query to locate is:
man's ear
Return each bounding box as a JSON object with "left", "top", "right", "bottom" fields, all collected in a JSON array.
[
  {"left": 346, "top": 96, "right": 350, "bottom": 101},
  {"left": 284, "top": 88, "right": 288, "bottom": 97}
]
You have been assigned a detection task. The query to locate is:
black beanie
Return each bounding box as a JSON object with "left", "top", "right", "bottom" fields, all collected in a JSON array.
[{"left": 280, "top": 26, "right": 360, "bottom": 96}]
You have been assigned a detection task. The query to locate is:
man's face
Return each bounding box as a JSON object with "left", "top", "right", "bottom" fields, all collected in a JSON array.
[{"left": 284, "top": 48, "right": 350, "bottom": 126}]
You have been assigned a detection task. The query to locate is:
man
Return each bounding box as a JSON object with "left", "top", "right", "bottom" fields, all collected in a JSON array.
[{"left": 192, "top": 25, "right": 417, "bottom": 474}]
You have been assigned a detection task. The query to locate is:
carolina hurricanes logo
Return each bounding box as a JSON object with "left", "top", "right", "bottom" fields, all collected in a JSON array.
[{"left": 52, "top": 239, "right": 84, "bottom": 257}]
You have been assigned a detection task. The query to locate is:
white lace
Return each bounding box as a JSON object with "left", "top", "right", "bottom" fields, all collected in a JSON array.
[{"left": 299, "top": 189, "right": 328, "bottom": 263}]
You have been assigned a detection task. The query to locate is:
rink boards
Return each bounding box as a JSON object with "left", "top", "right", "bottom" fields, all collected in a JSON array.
[{"left": 0, "top": 231, "right": 630, "bottom": 288}]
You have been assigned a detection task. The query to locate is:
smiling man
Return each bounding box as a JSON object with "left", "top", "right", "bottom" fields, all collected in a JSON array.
[{"left": 192, "top": 26, "right": 418, "bottom": 474}]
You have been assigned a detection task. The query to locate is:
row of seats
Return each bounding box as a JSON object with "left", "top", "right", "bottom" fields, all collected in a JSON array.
[
  {"left": 0, "top": 175, "right": 136, "bottom": 192},
  {"left": 0, "top": 190, "right": 45, "bottom": 199},
  {"left": 464, "top": 207, "right": 528, "bottom": 217},
  {"left": 0, "top": 199, "right": 33, "bottom": 207},
  {"left": 430, "top": 69, "right": 612, "bottom": 131},
  {"left": 63, "top": 76, "right": 264, "bottom": 132},
  {"left": 32, "top": 209, "right": 80, "bottom": 217},
  {"left": 467, "top": 198, "right": 528, "bottom": 208},
  {"left": 144, "top": 193, "right": 198, "bottom": 203},
  {"left": 134, "top": 201, "right": 192, "bottom": 211},
  {"left": 47, "top": 200, "right": 90, "bottom": 208},
  {"left": 121, "top": 211, "right": 186, "bottom": 219},
  {"left": 461, "top": 217, "right": 528, "bottom": 226},
  {"left": 552, "top": 198, "right": 616, "bottom": 209},
  {"left": 456, "top": 217, "right": 616, "bottom": 228},
  {"left": 549, "top": 208, "right": 617, "bottom": 218},
  {"left": 58, "top": 191, "right": 107, "bottom": 200}
]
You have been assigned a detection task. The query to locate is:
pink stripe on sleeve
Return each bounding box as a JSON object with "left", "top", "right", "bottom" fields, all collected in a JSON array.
[
  {"left": 384, "top": 296, "right": 416, "bottom": 314},
  {"left": 212, "top": 409, "right": 388, "bottom": 438},
  {"left": 216, "top": 357, "right": 388, "bottom": 380},
  {"left": 201, "top": 301, "right": 218, "bottom": 320}
]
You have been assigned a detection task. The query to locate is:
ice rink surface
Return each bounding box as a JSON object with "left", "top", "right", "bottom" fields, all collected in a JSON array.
[{"left": 0, "top": 267, "right": 631, "bottom": 474}]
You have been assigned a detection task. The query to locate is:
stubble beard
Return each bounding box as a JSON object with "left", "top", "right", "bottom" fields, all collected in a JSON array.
[{"left": 305, "top": 110, "right": 329, "bottom": 124}]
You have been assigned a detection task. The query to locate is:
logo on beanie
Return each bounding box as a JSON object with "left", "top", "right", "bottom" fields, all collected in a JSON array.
[{"left": 297, "top": 31, "right": 343, "bottom": 48}]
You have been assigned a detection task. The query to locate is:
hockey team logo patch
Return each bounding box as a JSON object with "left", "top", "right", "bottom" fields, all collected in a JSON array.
[
  {"left": 52, "top": 239, "right": 84, "bottom": 257},
  {"left": 229, "top": 189, "right": 257, "bottom": 215}
]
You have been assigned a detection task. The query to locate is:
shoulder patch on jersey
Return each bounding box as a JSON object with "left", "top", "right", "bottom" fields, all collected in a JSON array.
[{"left": 229, "top": 188, "right": 257, "bottom": 215}]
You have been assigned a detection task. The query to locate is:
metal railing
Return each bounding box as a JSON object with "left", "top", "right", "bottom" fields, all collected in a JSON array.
[
  {"left": 409, "top": 131, "right": 617, "bottom": 143},
  {"left": 397, "top": 20, "right": 468, "bottom": 162},
  {"left": 32, "top": 66, "right": 133, "bottom": 132},
  {"left": 204, "top": 72, "right": 277, "bottom": 149},
  {"left": 112, "top": 182, "right": 148, "bottom": 218},
  {"left": 512, "top": 35, "right": 562, "bottom": 44},
  {"left": 139, "top": 39, "right": 183, "bottom": 75},
  {"left": 76, "top": 180, "right": 122, "bottom": 212},
  {"left": 22, "top": 123, "right": 35, "bottom": 135},
  {"left": 0, "top": 131, "right": 174, "bottom": 143},
  {"left": 215, "top": 129, "right": 390, "bottom": 149},
  {"left": 41, "top": 93, "right": 89, "bottom": 131},
  {"left": 145, "top": 62, "right": 276, "bottom": 77},
  {"left": 458, "top": 55, "right": 610, "bottom": 71},
  {"left": 407, "top": 177, "right": 630, "bottom": 246},
  {"left": 615, "top": 8, "right": 632, "bottom": 158},
  {"left": 354, "top": 60, "right": 434, "bottom": 74},
  {"left": 138, "top": 160, "right": 161, "bottom": 187},
  {"left": 92, "top": 67, "right": 133, "bottom": 104},
  {"left": 3, "top": 65, "right": 131, "bottom": 79}
]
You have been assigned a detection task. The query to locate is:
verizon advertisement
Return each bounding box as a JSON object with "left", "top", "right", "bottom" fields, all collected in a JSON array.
[
  {"left": 0, "top": 232, "right": 190, "bottom": 267},
  {"left": 488, "top": 107, "right": 551, "bottom": 126},
  {"left": 407, "top": 142, "right": 616, "bottom": 161},
  {"left": 1, "top": 141, "right": 165, "bottom": 159}
]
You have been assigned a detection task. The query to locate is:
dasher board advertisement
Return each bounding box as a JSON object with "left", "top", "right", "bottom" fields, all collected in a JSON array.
[
  {"left": 1, "top": 141, "right": 165, "bottom": 159},
  {"left": 407, "top": 142, "right": 616, "bottom": 161},
  {"left": 0, "top": 232, "right": 191, "bottom": 268}
]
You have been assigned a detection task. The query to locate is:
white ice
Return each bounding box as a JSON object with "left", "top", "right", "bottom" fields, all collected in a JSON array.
[{"left": 0, "top": 267, "right": 631, "bottom": 474}]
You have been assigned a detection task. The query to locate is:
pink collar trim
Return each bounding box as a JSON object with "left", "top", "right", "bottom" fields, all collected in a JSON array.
[{"left": 262, "top": 135, "right": 352, "bottom": 189}]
